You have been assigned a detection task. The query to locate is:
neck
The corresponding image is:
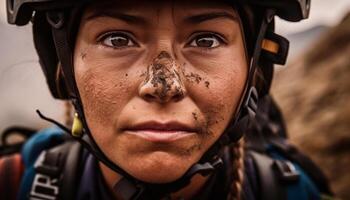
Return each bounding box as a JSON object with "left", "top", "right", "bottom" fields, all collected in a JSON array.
[{"left": 99, "top": 162, "right": 210, "bottom": 199}]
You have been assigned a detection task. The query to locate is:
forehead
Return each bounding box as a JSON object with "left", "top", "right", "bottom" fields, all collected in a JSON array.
[{"left": 83, "top": 0, "right": 237, "bottom": 23}]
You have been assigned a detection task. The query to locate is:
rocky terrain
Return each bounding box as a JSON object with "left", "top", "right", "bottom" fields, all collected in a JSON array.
[{"left": 272, "top": 12, "right": 350, "bottom": 199}]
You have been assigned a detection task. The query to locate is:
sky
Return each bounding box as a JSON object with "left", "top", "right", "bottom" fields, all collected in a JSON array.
[{"left": 1, "top": 0, "right": 350, "bottom": 35}]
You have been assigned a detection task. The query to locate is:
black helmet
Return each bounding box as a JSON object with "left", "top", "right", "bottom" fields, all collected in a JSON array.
[{"left": 6, "top": 0, "right": 310, "bottom": 198}]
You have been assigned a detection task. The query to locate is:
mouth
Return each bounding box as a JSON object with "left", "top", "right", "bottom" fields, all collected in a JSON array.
[{"left": 124, "top": 121, "right": 198, "bottom": 142}]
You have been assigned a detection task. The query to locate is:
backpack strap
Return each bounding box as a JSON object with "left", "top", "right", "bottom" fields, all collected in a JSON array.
[
  {"left": 248, "top": 147, "right": 325, "bottom": 200},
  {"left": 269, "top": 138, "right": 333, "bottom": 195},
  {"left": 17, "top": 127, "right": 84, "bottom": 200},
  {"left": 248, "top": 151, "right": 286, "bottom": 200},
  {"left": 0, "top": 153, "right": 24, "bottom": 200},
  {"left": 29, "top": 141, "right": 83, "bottom": 200},
  {"left": 267, "top": 145, "right": 323, "bottom": 200}
]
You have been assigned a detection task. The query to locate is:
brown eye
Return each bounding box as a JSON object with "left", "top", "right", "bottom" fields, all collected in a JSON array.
[
  {"left": 102, "top": 33, "right": 135, "bottom": 48},
  {"left": 189, "top": 34, "right": 222, "bottom": 48}
]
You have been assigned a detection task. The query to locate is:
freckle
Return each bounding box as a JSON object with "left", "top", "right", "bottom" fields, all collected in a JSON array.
[
  {"left": 205, "top": 81, "right": 210, "bottom": 88},
  {"left": 125, "top": 73, "right": 128, "bottom": 77}
]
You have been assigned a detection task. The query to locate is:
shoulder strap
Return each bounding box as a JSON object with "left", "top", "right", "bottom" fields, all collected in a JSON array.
[
  {"left": 29, "top": 141, "right": 83, "bottom": 200},
  {"left": 16, "top": 127, "right": 83, "bottom": 200},
  {"left": 0, "top": 153, "right": 24, "bottom": 200},
  {"left": 248, "top": 151, "right": 286, "bottom": 200},
  {"left": 269, "top": 138, "right": 333, "bottom": 195},
  {"left": 248, "top": 146, "right": 328, "bottom": 200}
]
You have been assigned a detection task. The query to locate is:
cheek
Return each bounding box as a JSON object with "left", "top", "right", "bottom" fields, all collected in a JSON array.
[
  {"left": 73, "top": 36, "right": 145, "bottom": 129},
  {"left": 184, "top": 49, "right": 248, "bottom": 143},
  {"left": 77, "top": 70, "right": 122, "bottom": 125},
  {"left": 74, "top": 50, "right": 134, "bottom": 129}
]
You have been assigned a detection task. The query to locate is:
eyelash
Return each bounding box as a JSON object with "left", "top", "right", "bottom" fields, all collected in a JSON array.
[
  {"left": 97, "top": 31, "right": 138, "bottom": 49},
  {"left": 97, "top": 31, "right": 227, "bottom": 50},
  {"left": 187, "top": 32, "right": 227, "bottom": 49}
]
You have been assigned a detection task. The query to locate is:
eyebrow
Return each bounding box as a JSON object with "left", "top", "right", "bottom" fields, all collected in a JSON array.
[
  {"left": 84, "top": 10, "right": 237, "bottom": 26},
  {"left": 85, "top": 10, "right": 149, "bottom": 26},
  {"left": 184, "top": 11, "right": 238, "bottom": 24}
]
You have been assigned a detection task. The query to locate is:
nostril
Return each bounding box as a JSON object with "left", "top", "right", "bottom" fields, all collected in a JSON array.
[
  {"left": 144, "top": 93, "right": 156, "bottom": 101},
  {"left": 173, "top": 94, "right": 181, "bottom": 102},
  {"left": 173, "top": 92, "right": 185, "bottom": 102}
]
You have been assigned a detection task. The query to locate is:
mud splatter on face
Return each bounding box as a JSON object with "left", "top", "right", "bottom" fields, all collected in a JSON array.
[
  {"left": 140, "top": 51, "right": 186, "bottom": 101},
  {"left": 197, "top": 101, "right": 229, "bottom": 145},
  {"left": 205, "top": 106, "right": 227, "bottom": 127},
  {"left": 205, "top": 81, "right": 210, "bottom": 88},
  {"left": 183, "top": 67, "right": 211, "bottom": 89},
  {"left": 192, "top": 112, "right": 198, "bottom": 121},
  {"left": 185, "top": 72, "right": 202, "bottom": 84}
]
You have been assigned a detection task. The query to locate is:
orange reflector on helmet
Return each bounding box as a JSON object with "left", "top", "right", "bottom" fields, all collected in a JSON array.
[{"left": 262, "top": 39, "right": 280, "bottom": 54}]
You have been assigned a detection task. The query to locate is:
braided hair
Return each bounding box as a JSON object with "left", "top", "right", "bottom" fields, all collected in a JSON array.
[{"left": 228, "top": 139, "right": 245, "bottom": 200}]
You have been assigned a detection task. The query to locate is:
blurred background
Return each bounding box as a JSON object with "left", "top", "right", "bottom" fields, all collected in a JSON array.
[{"left": 0, "top": 0, "right": 349, "bottom": 199}]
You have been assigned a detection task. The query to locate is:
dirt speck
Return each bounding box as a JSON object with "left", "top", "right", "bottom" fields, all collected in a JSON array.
[
  {"left": 192, "top": 112, "right": 198, "bottom": 121},
  {"left": 185, "top": 72, "right": 202, "bottom": 84},
  {"left": 205, "top": 81, "right": 210, "bottom": 88}
]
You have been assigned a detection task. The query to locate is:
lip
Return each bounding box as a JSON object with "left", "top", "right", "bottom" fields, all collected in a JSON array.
[{"left": 124, "top": 121, "right": 197, "bottom": 142}]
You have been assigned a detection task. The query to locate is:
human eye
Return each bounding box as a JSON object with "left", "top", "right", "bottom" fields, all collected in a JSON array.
[
  {"left": 188, "top": 33, "right": 225, "bottom": 48},
  {"left": 99, "top": 32, "right": 137, "bottom": 49}
]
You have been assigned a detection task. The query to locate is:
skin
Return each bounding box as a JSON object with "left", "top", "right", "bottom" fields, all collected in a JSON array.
[{"left": 74, "top": 0, "right": 248, "bottom": 198}]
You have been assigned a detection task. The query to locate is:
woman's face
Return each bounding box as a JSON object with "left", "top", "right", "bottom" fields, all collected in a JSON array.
[{"left": 74, "top": 0, "right": 247, "bottom": 183}]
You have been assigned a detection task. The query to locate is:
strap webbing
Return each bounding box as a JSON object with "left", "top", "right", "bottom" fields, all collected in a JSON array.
[
  {"left": 249, "top": 151, "right": 286, "bottom": 200},
  {"left": 29, "top": 141, "right": 82, "bottom": 200}
]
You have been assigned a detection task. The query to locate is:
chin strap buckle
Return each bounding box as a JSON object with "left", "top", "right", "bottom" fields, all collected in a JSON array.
[
  {"left": 113, "top": 156, "right": 224, "bottom": 200},
  {"left": 225, "top": 86, "right": 259, "bottom": 143},
  {"left": 273, "top": 160, "right": 300, "bottom": 183},
  {"left": 185, "top": 156, "right": 224, "bottom": 177},
  {"left": 113, "top": 178, "right": 146, "bottom": 200},
  {"left": 244, "top": 87, "right": 259, "bottom": 119}
]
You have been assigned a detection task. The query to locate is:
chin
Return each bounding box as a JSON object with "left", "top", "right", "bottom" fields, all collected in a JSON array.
[{"left": 124, "top": 151, "right": 196, "bottom": 184}]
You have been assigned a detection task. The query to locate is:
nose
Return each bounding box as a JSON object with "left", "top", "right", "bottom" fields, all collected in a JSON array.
[{"left": 139, "top": 51, "right": 186, "bottom": 103}]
